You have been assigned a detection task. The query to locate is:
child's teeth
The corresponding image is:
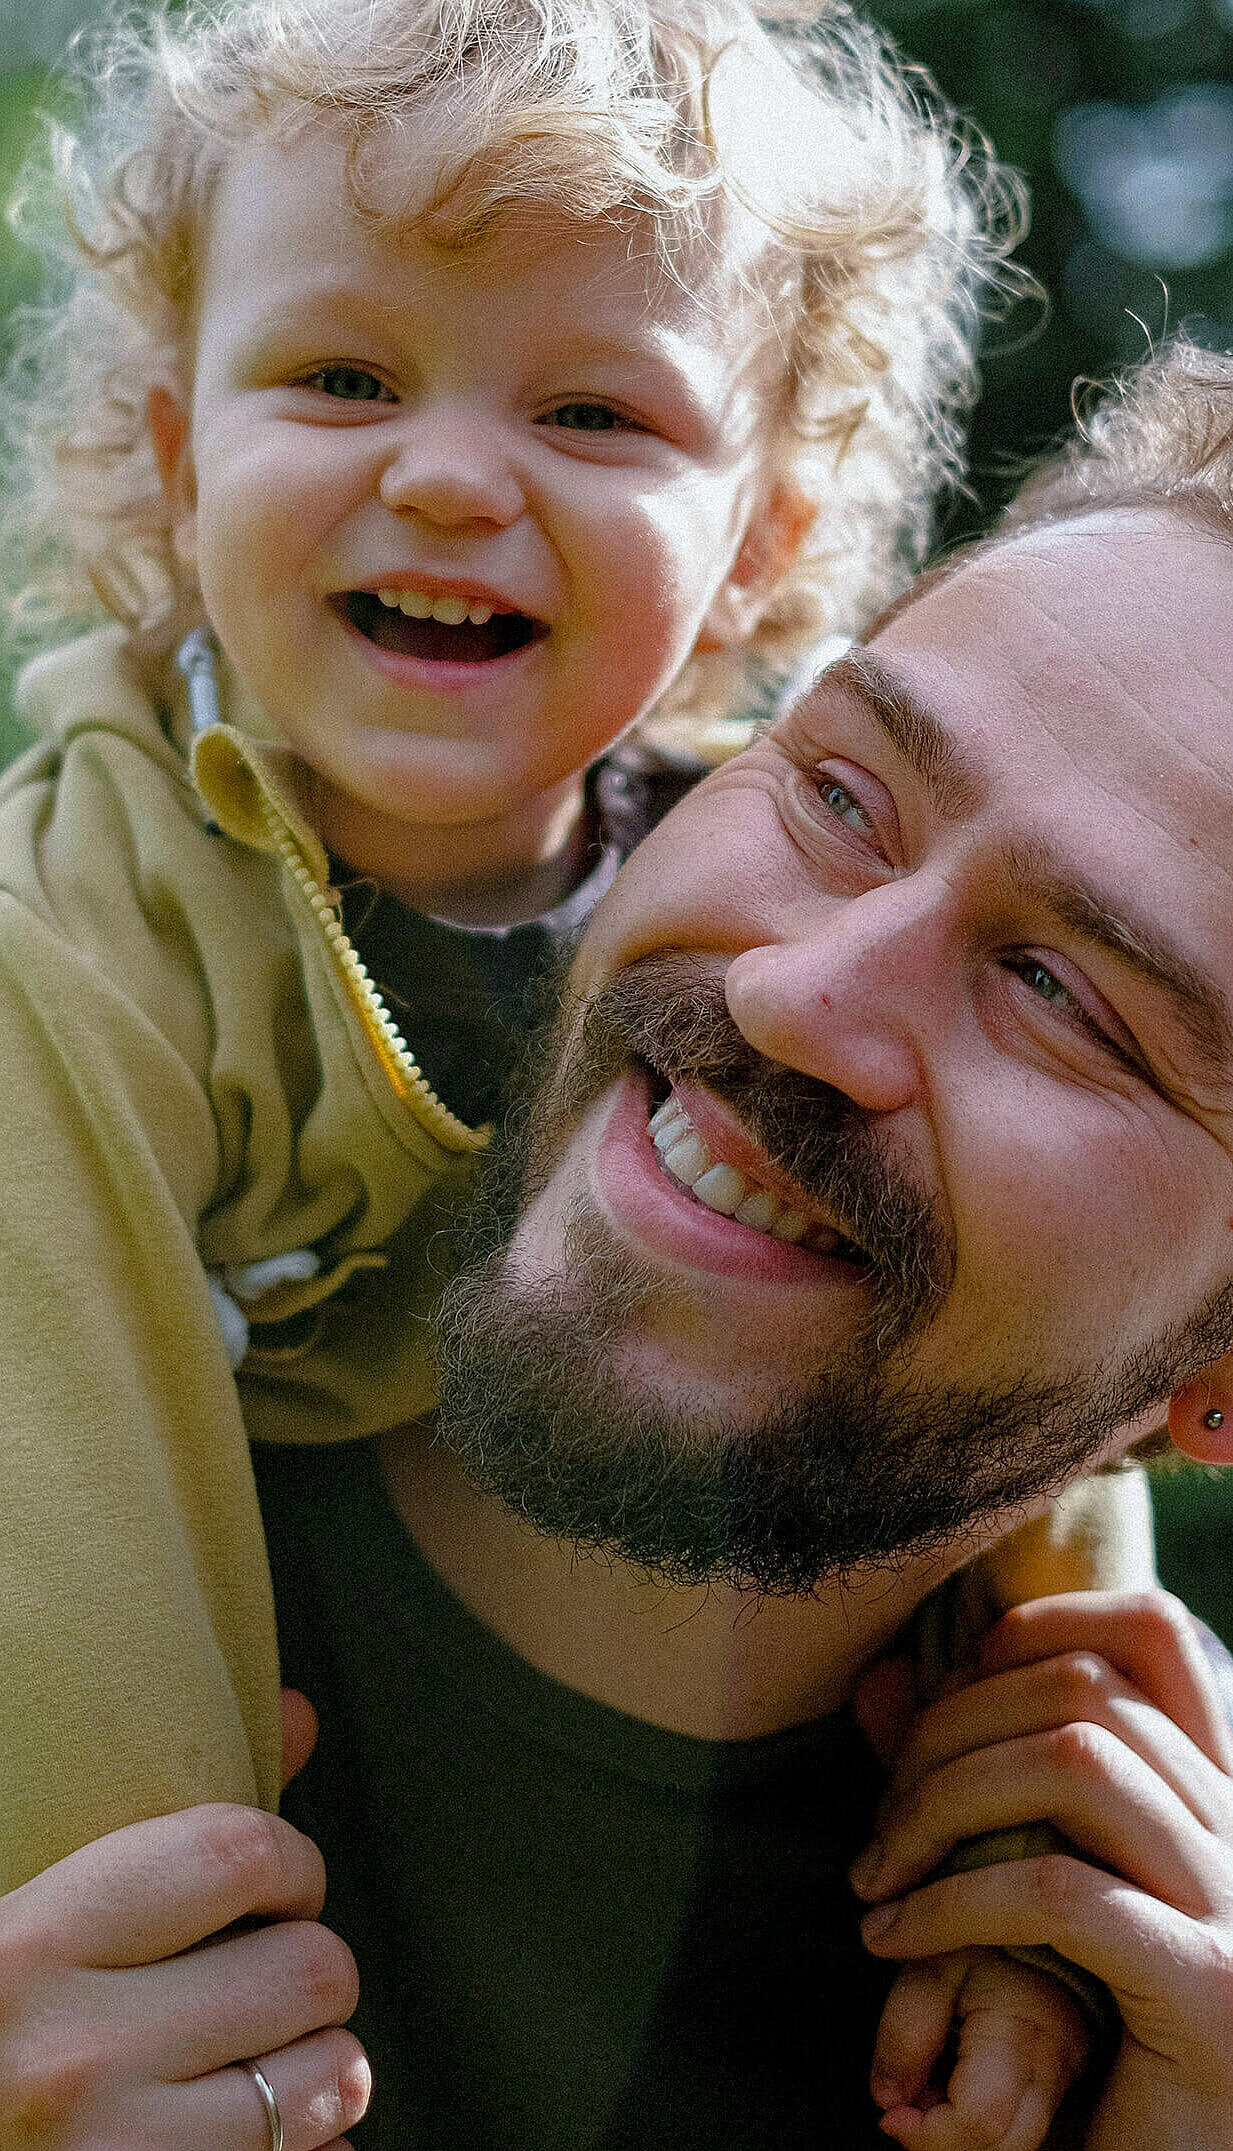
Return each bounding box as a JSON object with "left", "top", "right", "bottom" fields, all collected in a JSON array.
[
  {"left": 378, "top": 590, "right": 496, "bottom": 626},
  {"left": 734, "top": 1187, "right": 781, "bottom": 1231},
  {"left": 660, "top": 1132, "right": 709, "bottom": 1187},
  {"left": 692, "top": 1163, "right": 747, "bottom": 1215}
]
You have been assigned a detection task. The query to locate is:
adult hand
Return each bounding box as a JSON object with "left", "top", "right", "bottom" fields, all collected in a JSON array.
[
  {"left": 850, "top": 1592, "right": 1233, "bottom": 2150},
  {"left": 0, "top": 1691, "right": 369, "bottom": 2148}
]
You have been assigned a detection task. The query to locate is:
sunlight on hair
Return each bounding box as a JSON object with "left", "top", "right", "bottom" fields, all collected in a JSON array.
[
  {"left": 0, "top": 0, "right": 1026, "bottom": 730},
  {"left": 1003, "top": 335, "right": 1233, "bottom": 545}
]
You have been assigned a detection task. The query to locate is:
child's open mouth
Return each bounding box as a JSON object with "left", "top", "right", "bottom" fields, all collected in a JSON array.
[{"left": 338, "top": 589, "right": 546, "bottom": 664}]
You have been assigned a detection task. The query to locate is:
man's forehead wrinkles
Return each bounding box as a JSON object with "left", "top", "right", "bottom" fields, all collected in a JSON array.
[
  {"left": 1013, "top": 556, "right": 1230, "bottom": 788},
  {"left": 825, "top": 650, "right": 983, "bottom": 821},
  {"left": 1013, "top": 572, "right": 1233, "bottom": 886},
  {"left": 1005, "top": 566, "right": 1175, "bottom": 750},
  {"left": 1000, "top": 838, "right": 1233, "bottom": 1081}
]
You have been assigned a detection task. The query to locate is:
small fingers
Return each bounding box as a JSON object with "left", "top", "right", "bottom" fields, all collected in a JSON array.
[
  {"left": 948, "top": 1960, "right": 1088, "bottom": 2151},
  {"left": 880, "top": 2029, "right": 1068, "bottom": 2151},
  {"left": 875, "top": 1954, "right": 1089, "bottom": 2151},
  {"left": 872, "top": 1955, "right": 970, "bottom": 2111},
  {"left": 280, "top": 1690, "right": 320, "bottom": 1792}
]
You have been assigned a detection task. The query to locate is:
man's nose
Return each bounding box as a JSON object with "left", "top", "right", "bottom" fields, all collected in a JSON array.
[
  {"left": 723, "top": 880, "right": 949, "bottom": 1115},
  {"left": 377, "top": 413, "right": 525, "bottom": 532}
]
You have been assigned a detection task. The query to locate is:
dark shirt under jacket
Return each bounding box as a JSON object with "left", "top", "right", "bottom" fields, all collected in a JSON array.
[{"left": 259, "top": 1439, "right": 897, "bottom": 2151}]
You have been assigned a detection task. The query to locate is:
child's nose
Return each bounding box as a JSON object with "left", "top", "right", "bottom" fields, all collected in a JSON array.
[{"left": 377, "top": 416, "right": 525, "bottom": 531}]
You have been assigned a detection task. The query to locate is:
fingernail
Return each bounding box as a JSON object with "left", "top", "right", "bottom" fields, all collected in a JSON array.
[
  {"left": 849, "top": 1841, "right": 884, "bottom": 1896},
  {"left": 862, "top": 1900, "right": 901, "bottom": 1943},
  {"left": 870, "top": 2074, "right": 902, "bottom": 2109}
]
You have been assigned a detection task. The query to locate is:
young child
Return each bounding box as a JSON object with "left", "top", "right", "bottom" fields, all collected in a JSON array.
[{"left": 0, "top": 0, "right": 1147, "bottom": 2141}]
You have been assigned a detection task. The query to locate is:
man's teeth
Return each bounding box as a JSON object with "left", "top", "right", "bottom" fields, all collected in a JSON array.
[
  {"left": 376, "top": 588, "right": 495, "bottom": 627},
  {"left": 647, "top": 1094, "right": 819, "bottom": 1245}
]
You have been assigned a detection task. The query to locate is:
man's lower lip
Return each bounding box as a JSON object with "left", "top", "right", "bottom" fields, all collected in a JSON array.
[
  {"left": 334, "top": 606, "right": 544, "bottom": 690},
  {"left": 594, "top": 1069, "right": 868, "bottom": 1288}
]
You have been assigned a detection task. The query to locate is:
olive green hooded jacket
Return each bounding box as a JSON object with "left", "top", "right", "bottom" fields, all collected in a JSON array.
[{"left": 0, "top": 628, "right": 486, "bottom": 1889}]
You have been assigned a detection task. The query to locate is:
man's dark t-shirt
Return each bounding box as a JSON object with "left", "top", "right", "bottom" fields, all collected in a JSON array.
[{"left": 256, "top": 1439, "right": 897, "bottom": 2151}]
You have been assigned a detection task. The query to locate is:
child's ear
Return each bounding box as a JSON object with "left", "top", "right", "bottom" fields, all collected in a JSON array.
[
  {"left": 1167, "top": 1358, "right": 1233, "bottom": 1462},
  {"left": 696, "top": 478, "right": 815, "bottom": 654},
  {"left": 146, "top": 384, "right": 198, "bottom": 570}
]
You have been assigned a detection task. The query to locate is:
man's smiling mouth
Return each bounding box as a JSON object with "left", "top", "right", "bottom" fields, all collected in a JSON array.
[
  {"left": 338, "top": 589, "right": 546, "bottom": 664},
  {"left": 645, "top": 1082, "right": 869, "bottom": 1262}
]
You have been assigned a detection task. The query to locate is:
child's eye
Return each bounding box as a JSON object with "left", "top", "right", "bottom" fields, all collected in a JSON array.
[
  {"left": 300, "top": 365, "right": 395, "bottom": 403},
  {"left": 538, "top": 401, "right": 639, "bottom": 433}
]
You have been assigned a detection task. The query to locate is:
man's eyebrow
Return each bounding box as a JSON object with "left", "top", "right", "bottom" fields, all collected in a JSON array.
[
  {"left": 1004, "top": 840, "right": 1233, "bottom": 1083},
  {"left": 811, "top": 651, "right": 1233, "bottom": 1088},
  {"left": 819, "top": 649, "right": 983, "bottom": 821}
]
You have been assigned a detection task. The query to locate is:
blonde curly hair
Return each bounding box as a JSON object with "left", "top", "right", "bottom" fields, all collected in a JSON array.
[{"left": 0, "top": 0, "right": 1025, "bottom": 726}]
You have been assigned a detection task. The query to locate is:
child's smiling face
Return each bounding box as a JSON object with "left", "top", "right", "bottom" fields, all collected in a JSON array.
[{"left": 151, "top": 128, "right": 805, "bottom": 890}]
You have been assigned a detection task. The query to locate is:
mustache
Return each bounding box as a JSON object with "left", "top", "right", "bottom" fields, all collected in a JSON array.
[{"left": 553, "top": 950, "right": 954, "bottom": 1339}]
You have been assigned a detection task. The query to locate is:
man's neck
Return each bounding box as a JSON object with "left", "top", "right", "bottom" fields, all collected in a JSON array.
[{"left": 378, "top": 1425, "right": 984, "bottom": 1741}]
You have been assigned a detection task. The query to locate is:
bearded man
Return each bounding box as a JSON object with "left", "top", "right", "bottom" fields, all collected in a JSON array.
[{"left": 6, "top": 342, "right": 1233, "bottom": 2151}]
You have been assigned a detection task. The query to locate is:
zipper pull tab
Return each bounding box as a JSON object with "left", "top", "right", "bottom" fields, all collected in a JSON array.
[{"left": 177, "top": 627, "right": 223, "bottom": 736}]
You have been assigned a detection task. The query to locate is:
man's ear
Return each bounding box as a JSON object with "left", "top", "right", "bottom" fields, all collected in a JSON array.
[
  {"left": 146, "top": 383, "right": 198, "bottom": 570},
  {"left": 1167, "top": 1360, "right": 1233, "bottom": 1462},
  {"left": 696, "top": 478, "right": 815, "bottom": 654}
]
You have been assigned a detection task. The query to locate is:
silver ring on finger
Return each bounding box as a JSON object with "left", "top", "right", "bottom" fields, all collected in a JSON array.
[{"left": 244, "top": 2059, "right": 285, "bottom": 2151}]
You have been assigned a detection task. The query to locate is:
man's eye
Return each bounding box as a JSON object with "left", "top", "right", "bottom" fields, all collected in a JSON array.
[
  {"left": 818, "top": 777, "right": 875, "bottom": 836},
  {"left": 539, "top": 401, "right": 636, "bottom": 432},
  {"left": 1010, "top": 956, "right": 1075, "bottom": 1009},
  {"left": 300, "top": 366, "right": 394, "bottom": 403},
  {"left": 1003, "top": 953, "right": 1120, "bottom": 1048}
]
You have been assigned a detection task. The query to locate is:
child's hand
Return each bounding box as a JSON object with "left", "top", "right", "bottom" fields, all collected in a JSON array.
[
  {"left": 871, "top": 1946, "right": 1090, "bottom": 2149},
  {"left": 853, "top": 1641, "right": 1092, "bottom": 2145},
  {"left": 852, "top": 1591, "right": 1233, "bottom": 2151},
  {"left": 281, "top": 1683, "right": 320, "bottom": 1789}
]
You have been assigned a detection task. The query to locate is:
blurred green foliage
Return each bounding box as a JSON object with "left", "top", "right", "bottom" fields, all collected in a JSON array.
[
  {"left": 0, "top": 2, "right": 1232, "bottom": 1635},
  {"left": 1152, "top": 1463, "right": 1233, "bottom": 1646},
  {"left": 876, "top": 0, "right": 1233, "bottom": 539}
]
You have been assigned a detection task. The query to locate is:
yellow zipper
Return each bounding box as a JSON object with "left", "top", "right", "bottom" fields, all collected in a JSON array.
[{"left": 260, "top": 797, "right": 490, "bottom": 1155}]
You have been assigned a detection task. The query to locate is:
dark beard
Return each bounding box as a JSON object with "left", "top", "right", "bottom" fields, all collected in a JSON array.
[{"left": 434, "top": 953, "right": 1233, "bottom": 1596}]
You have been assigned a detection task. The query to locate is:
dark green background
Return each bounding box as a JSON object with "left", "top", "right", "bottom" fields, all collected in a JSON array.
[{"left": 1, "top": 0, "right": 1231, "bottom": 1635}]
